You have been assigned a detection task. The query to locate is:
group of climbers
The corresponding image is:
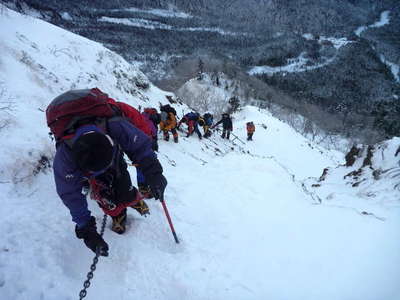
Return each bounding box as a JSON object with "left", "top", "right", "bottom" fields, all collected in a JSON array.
[
  {"left": 46, "top": 88, "right": 256, "bottom": 256},
  {"left": 137, "top": 106, "right": 256, "bottom": 142}
]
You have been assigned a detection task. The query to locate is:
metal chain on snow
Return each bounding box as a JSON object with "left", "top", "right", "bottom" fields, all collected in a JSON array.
[{"left": 78, "top": 214, "right": 108, "bottom": 300}]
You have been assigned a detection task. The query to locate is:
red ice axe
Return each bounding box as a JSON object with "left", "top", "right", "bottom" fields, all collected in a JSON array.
[{"left": 160, "top": 195, "right": 180, "bottom": 244}]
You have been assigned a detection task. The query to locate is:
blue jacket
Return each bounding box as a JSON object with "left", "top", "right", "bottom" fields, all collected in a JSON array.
[{"left": 53, "top": 119, "right": 155, "bottom": 227}]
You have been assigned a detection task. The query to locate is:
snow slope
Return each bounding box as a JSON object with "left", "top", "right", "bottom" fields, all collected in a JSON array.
[
  {"left": 1, "top": 6, "right": 400, "bottom": 300},
  {"left": 304, "top": 137, "right": 400, "bottom": 219},
  {"left": 0, "top": 5, "right": 182, "bottom": 184}
]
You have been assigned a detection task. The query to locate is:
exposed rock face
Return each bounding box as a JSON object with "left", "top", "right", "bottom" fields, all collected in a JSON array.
[
  {"left": 345, "top": 146, "right": 361, "bottom": 167},
  {"left": 309, "top": 138, "right": 400, "bottom": 206},
  {"left": 302, "top": 138, "right": 399, "bottom": 222}
]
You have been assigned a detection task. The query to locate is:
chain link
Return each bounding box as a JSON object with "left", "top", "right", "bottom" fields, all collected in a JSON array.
[{"left": 78, "top": 214, "right": 108, "bottom": 300}]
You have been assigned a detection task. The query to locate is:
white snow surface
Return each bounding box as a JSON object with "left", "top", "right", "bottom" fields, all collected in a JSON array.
[
  {"left": 1, "top": 6, "right": 400, "bottom": 300},
  {"left": 99, "top": 16, "right": 173, "bottom": 30},
  {"left": 99, "top": 16, "right": 237, "bottom": 35},
  {"left": 61, "top": 12, "right": 73, "bottom": 21},
  {"left": 248, "top": 36, "right": 352, "bottom": 76},
  {"left": 110, "top": 7, "right": 192, "bottom": 19},
  {"left": 305, "top": 138, "right": 400, "bottom": 217},
  {"left": 249, "top": 52, "right": 336, "bottom": 75},
  {"left": 355, "top": 10, "right": 391, "bottom": 37}
]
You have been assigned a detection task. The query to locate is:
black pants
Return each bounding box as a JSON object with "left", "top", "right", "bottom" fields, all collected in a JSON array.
[
  {"left": 247, "top": 133, "right": 253, "bottom": 141},
  {"left": 222, "top": 129, "right": 231, "bottom": 139},
  {"left": 163, "top": 128, "right": 178, "bottom": 141},
  {"left": 95, "top": 157, "right": 137, "bottom": 205}
]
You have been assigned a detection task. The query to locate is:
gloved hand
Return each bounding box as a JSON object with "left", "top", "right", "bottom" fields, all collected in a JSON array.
[
  {"left": 139, "top": 156, "right": 167, "bottom": 200},
  {"left": 147, "top": 174, "right": 167, "bottom": 200},
  {"left": 75, "top": 216, "right": 109, "bottom": 256}
]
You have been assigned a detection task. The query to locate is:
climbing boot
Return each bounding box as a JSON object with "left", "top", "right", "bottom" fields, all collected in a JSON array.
[
  {"left": 111, "top": 208, "right": 127, "bottom": 234},
  {"left": 131, "top": 198, "right": 150, "bottom": 216}
]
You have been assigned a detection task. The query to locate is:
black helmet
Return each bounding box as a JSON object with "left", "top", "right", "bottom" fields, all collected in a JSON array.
[{"left": 71, "top": 126, "right": 114, "bottom": 173}]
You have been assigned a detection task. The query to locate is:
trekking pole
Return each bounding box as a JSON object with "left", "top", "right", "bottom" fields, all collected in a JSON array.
[{"left": 160, "top": 195, "right": 180, "bottom": 244}]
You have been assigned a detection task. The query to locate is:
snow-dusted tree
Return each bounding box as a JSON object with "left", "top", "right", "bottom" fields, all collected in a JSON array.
[
  {"left": 197, "top": 58, "right": 204, "bottom": 80},
  {"left": 227, "top": 96, "right": 240, "bottom": 114}
]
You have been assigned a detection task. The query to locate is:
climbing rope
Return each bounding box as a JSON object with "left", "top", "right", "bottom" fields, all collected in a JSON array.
[{"left": 78, "top": 214, "right": 108, "bottom": 300}]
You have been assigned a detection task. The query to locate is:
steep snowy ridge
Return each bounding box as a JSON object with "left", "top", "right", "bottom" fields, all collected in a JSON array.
[
  {"left": 1, "top": 6, "right": 400, "bottom": 300},
  {"left": 0, "top": 5, "right": 183, "bottom": 184}
]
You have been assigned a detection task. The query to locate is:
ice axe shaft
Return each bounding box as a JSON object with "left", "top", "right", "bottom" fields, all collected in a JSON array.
[{"left": 160, "top": 195, "right": 179, "bottom": 244}]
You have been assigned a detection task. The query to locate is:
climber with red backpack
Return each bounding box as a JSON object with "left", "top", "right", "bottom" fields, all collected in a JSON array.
[
  {"left": 47, "top": 88, "right": 167, "bottom": 256},
  {"left": 141, "top": 108, "right": 159, "bottom": 152},
  {"left": 143, "top": 108, "right": 161, "bottom": 131},
  {"left": 104, "top": 101, "right": 158, "bottom": 199}
]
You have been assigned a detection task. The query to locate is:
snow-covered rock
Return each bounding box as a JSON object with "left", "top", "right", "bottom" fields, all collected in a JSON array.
[{"left": 305, "top": 137, "right": 400, "bottom": 219}]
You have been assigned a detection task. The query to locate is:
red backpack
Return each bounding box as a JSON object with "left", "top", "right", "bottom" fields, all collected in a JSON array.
[
  {"left": 113, "top": 101, "right": 152, "bottom": 137},
  {"left": 144, "top": 108, "right": 161, "bottom": 125},
  {"left": 46, "top": 88, "right": 152, "bottom": 143}
]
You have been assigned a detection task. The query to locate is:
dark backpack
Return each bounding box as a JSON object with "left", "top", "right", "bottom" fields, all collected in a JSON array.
[
  {"left": 144, "top": 107, "right": 161, "bottom": 124},
  {"left": 203, "top": 113, "right": 213, "bottom": 126},
  {"left": 186, "top": 112, "right": 200, "bottom": 121},
  {"left": 160, "top": 104, "right": 177, "bottom": 116},
  {"left": 46, "top": 88, "right": 120, "bottom": 142}
]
